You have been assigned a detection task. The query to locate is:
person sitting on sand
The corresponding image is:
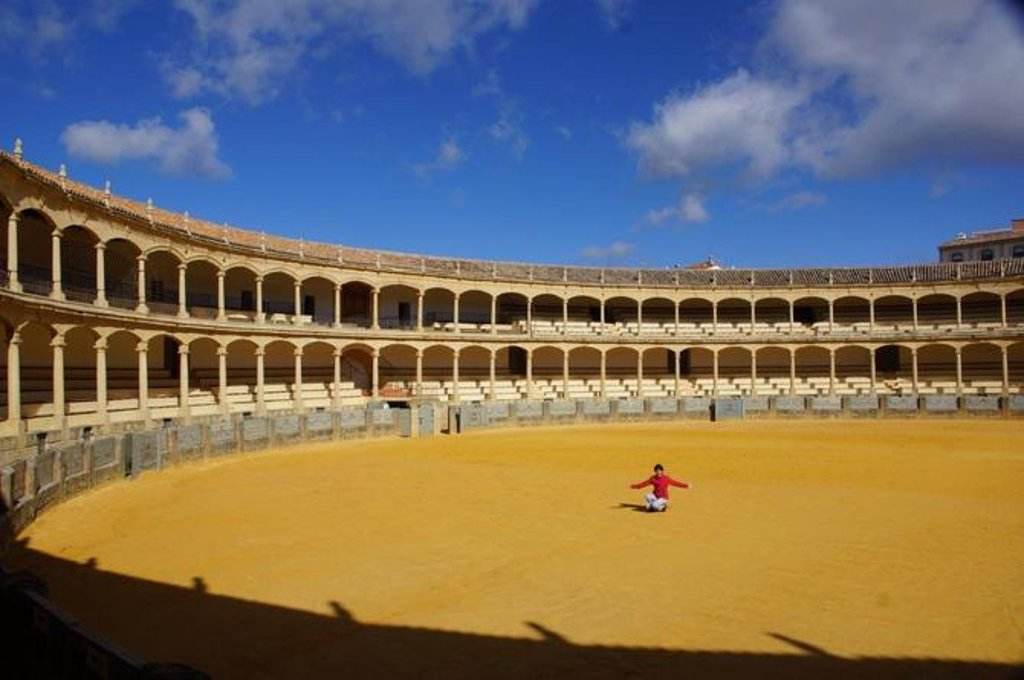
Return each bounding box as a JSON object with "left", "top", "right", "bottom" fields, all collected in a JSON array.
[{"left": 630, "top": 464, "right": 691, "bottom": 512}]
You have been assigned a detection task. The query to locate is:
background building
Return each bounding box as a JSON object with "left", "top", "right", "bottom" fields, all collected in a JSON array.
[{"left": 939, "top": 218, "right": 1024, "bottom": 262}]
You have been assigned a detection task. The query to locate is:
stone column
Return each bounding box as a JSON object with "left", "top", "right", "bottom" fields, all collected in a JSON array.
[
  {"left": 452, "top": 350, "right": 460, "bottom": 402},
  {"left": 527, "top": 297, "right": 533, "bottom": 338},
  {"left": 255, "top": 347, "right": 266, "bottom": 413},
  {"left": 177, "top": 264, "right": 188, "bottom": 318},
  {"left": 489, "top": 295, "right": 497, "bottom": 335},
  {"left": 218, "top": 347, "right": 229, "bottom": 414},
  {"left": 674, "top": 302, "right": 680, "bottom": 336},
  {"left": 674, "top": 349, "right": 681, "bottom": 397},
  {"left": 712, "top": 301, "right": 719, "bottom": 335},
  {"left": 50, "top": 229, "right": 64, "bottom": 300},
  {"left": 293, "top": 281, "right": 302, "bottom": 321},
  {"left": 911, "top": 347, "right": 919, "bottom": 394},
  {"left": 599, "top": 350, "right": 607, "bottom": 399},
  {"left": 788, "top": 300, "right": 795, "bottom": 334},
  {"left": 293, "top": 348, "right": 304, "bottom": 410},
  {"left": 488, "top": 350, "right": 496, "bottom": 400},
  {"left": 371, "top": 289, "right": 380, "bottom": 330},
  {"left": 371, "top": 349, "right": 380, "bottom": 399},
  {"left": 750, "top": 299, "right": 756, "bottom": 334},
  {"left": 525, "top": 348, "right": 533, "bottom": 398},
  {"left": 334, "top": 283, "right": 342, "bottom": 328},
  {"left": 6, "top": 331, "right": 20, "bottom": 430},
  {"left": 636, "top": 300, "right": 642, "bottom": 336},
  {"left": 712, "top": 349, "right": 719, "bottom": 399},
  {"left": 256, "top": 276, "right": 265, "bottom": 322},
  {"left": 828, "top": 348, "right": 836, "bottom": 395},
  {"left": 869, "top": 347, "right": 877, "bottom": 394},
  {"left": 789, "top": 349, "right": 796, "bottom": 395},
  {"left": 7, "top": 213, "right": 19, "bottom": 292},
  {"left": 137, "top": 342, "right": 149, "bottom": 418},
  {"left": 750, "top": 350, "right": 758, "bottom": 396},
  {"left": 52, "top": 335, "right": 65, "bottom": 423},
  {"left": 828, "top": 299, "right": 834, "bottom": 333},
  {"left": 453, "top": 293, "right": 461, "bottom": 333},
  {"left": 95, "top": 242, "right": 107, "bottom": 306},
  {"left": 599, "top": 299, "right": 605, "bottom": 335},
  {"left": 1001, "top": 345, "right": 1010, "bottom": 397},
  {"left": 1001, "top": 294, "right": 1008, "bottom": 329},
  {"left": 332, "top": 348, "right": 342, "bottom": 410},
  {"left": 562, "top": 298, "right": 569, "bottom": 336},
  {"left": 955, "top": 296, "right": 963, "bottom": 328},
  {"left": 178, "top": 344, "right": 190, "bottom": 419},
  {"left": 636, "top": 351, "right": 644, "bottom": 397},
  {"left": 562, "top": 350, "right": 570, "bottom": 398},
  {"left": 95, "top": 339, "right": 108, "bottom": 420},
  {"left": 954, "top": 346, "right": 963, "bottom": 396},
  {"left": 912, "top": 296, "right": 919, "bottom": 331},
  {"left": 416, "top": 291, "right": 424, "bottom": 332},
  {"left": 868, "top": 297, "right": 875, "bottom": 333},
  {"left": 415, "top": 349, "right": 423, "bottom": 398},
  {"left": 136, "top": 256, "right": 148, "bottom": 313},
  {"left": 216, "top": 270, "right": 226, "bottom": 320}
]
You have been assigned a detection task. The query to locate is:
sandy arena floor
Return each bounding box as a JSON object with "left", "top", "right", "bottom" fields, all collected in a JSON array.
[{"left": 8, "top": 420, "right": 1024, "bottom": 678}]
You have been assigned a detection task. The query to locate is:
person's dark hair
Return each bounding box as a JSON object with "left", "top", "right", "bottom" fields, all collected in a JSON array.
[{"left": 653, "top": 464, "right": 664, "bottom": 472}]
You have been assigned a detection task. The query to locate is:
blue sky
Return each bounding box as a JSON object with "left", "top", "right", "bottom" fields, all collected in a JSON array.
[{"left": 1, "top": 0, "right": 1022, "bottom": 268}]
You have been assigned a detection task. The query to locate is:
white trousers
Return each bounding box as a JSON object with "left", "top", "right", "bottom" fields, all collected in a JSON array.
[{"left": 645, "top": 492, "right": 668, "bottom": 511}]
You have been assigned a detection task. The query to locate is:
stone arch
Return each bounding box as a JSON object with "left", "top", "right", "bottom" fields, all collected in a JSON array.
[
  {"left": 458, "top": 289, "right": 492, "bottom": 331},
  {"left": 223, "top": 265, "right": 258, "bottom": 319},
  {"left": 917, "top": 293, "right": 958, "bottom": 327},
  {"left": 422, "top": 287, "right": 456, "bottom": 328},
  {"left": 299, "top": 275, "right": 336, "bottom": 326},
  {"left": 379, "top": 343, "right": 417, "bottom": 397},
  {"left": 262, "top": 271, "right": 298, "bottom": 318},
  {"left": 145, "top": 249, "right": 182, "bottom": 316},
  {"left": 16, "top": 208, "right": 56, "bottom": 296},
  {"left": 679, "top": 297, "right": 714, "bottom": 327},
  {"left": 754, "top": 296, "right": 789, "bottom": 327},
  {"left": 104, "top": 238, "right": 141, "bottom": 309},
  {"left": 64, "top": 326, "right": 99, "bottom": 406},
  {"left": 874, "top": 295, "right": 914, "bottom": 328},
  {"left": 61, "top": 225, "right": 100, "bottom": 303},
  {"left": 960, "top": 291, "right": 1002, "bottom": 326},
  {"left": 916, "top": 343, "right": 958, "bottom": 393},
  {"left": 379, "top": 284, "right": 419, "bottom": 330},
  {"left": 833, "top": 295, "right": 871, "bottom": 327},
  {"left": 961, "top": 342, "right": 1002, "bottom": 394}
]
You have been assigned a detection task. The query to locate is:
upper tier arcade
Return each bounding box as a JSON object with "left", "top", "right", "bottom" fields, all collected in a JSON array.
[{"left": 2, "top": 150, "right": 1022, "bottom": 291}]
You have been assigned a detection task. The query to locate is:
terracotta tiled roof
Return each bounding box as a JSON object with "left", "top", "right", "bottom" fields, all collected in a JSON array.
[{"left": 939, "top": 227, "right": 1024, "bottom": 248}]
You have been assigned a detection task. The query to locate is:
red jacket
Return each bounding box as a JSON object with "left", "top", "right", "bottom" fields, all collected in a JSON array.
[{"left": 631, "top": 475, "right": 689, "bottom": 499}]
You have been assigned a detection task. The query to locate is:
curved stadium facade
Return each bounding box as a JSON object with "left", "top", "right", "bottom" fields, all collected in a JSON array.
[{"left": 0, "top": 149, "right": 1023, "bottom": 442}]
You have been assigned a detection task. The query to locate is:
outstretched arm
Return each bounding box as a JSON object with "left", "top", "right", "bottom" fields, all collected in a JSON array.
[
  {"left": 630, "top": 477, "right": 652, "bottom": 489},
  {"left": 667, "top": 477, "right": 691, "bottom": 489}
]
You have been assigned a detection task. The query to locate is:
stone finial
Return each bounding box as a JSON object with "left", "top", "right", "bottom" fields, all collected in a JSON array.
[
  {"left": 13, "top": 137, "right": 23, "bottom": 159},
  {"left": 104, "top": 179, "right": 111, "bottom": 196},
  {"left": 59, "top": 163, "right": 67, "bottom": 178},
  {"left": 146, "top": 197, "right": 153, "bottom": 211}
]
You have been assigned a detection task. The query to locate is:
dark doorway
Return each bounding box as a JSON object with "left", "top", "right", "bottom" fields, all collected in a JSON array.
[{"left": 876, "top": 346, "right": 901, "bottom": 373}]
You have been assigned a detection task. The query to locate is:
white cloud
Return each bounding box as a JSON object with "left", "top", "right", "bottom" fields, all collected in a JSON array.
[
  {"left": 556, "top": 125, "right": 572, "bottom": 141},
  {"left": 594, "top": 0, "right": 633, "bottom": 30},
  {"left": 489, "top": 106, "right": 529, "bottom": 159},
  {"left": 170, "top": 0, "right": 542, "bottom": 104},
  {"left": 645, "top": 191, "right": 709, "bottom": 225},
  {"left": 766, "top": 190, "right": 827, "bottom": 212},
  {"left": 414, "top": 137, "right": 466, "bottom": 177},
  {"left": 628, "top": 0, "right": 1024, "bottom": 194},
  {"left": 60, "top": 108, "right": 231, "bottom": 179},
  {"left": 581, "top": 240, "right": 635, "bottom": 260}
]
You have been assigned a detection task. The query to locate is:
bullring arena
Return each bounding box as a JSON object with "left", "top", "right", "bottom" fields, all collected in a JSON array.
[{"left": 0, "top": 146, "right": 1022, "bottom": 678}]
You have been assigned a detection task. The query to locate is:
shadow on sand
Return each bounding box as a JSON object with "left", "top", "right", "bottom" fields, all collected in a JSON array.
[{"left": 2, "top": 498, "right": 1023, "bottom": 679}]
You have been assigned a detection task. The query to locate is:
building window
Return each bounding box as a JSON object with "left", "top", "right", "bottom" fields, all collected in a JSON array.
[
  {"left": 980, "top": 249, "right": 994, "bottom": 261},
  {"left": 950, "top": 252, "right": 964, "bottom": 262},
  {"left": 1013, "top": 245, "right": 1024, "bottom": 258}
]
